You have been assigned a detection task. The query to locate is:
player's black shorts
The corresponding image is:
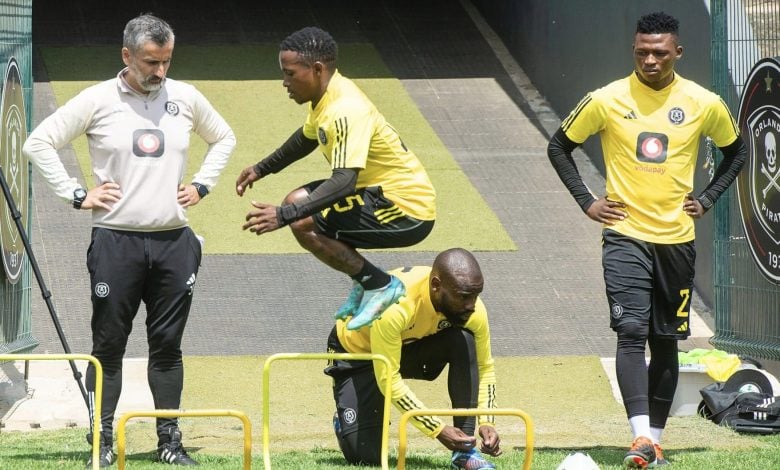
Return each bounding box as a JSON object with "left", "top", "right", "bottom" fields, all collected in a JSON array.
[
  {"left": 602, "top": 229, "right": 695, "bottom": 339},
  {"left": 303, "top": 181, "right": 434, "bottom": 249}
]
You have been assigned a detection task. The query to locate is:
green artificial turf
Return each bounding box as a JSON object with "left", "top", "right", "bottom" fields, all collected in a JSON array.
[
  {"left": 2, "top": 355, "right": 778, "bottom": 469},
  {"left": 172, "top": 355, "right": 772, "bottom": 454},
  {"left": 39, "top": 45, "right": 515, "bottom": 254}
]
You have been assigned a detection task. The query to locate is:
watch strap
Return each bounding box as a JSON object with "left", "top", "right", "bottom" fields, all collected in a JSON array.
[
  {"left": 192, "top": 182, "right": 209, "bottom": 198},
  {"left": 73, "top": 187, "right": 87, "bottom": 209}
]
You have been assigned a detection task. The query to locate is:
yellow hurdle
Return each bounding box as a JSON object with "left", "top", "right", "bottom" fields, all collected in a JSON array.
[
  {"left": 262, "top": 352, "right": 392, "bottom": 470},
  {"left": 398, "top": 408, "right": 535, "bottom": 470},
  {"left": 0, "top": 353, "right": 103, "bottom": 470},
  {"left": 116, "top": 409, "right": 252, "bottom": 469}
]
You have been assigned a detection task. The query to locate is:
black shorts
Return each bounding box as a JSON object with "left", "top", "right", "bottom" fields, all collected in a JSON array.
[
  {"left": 303, "top": 181, "right": 434, "bottom": 249},
  {"left": 602, "top": 229, "right": 695, "bottom": 339},
  {"left": 322, "top": 326, "right": 462, "bottom": 465}
]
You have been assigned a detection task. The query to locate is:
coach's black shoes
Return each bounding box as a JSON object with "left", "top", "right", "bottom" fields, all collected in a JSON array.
[
  {"left": 157, "top": 427, "right": 199, "bottom": 466},
  {"left": 85, "top": 432, "right": 114, "bottom": 468},
  {"left": 85, "top": 444, "right": 114, "bottom": 468}
]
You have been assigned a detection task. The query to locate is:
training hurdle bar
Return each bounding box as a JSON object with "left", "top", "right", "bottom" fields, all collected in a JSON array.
[
  {"left": 398, "top": 408, "right": 535, "bottom": 470},
  {"left": 116, "top": 409, "right": 252, "bottom": 469},
  {"left": 262, "top": 352, "right": 392, "bottom": 470},
  {"left": 0, "top": 354, "right": 103, "bottom": 470}
]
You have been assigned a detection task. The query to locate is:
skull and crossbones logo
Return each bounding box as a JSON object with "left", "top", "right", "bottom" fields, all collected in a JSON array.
[{"left": 761, "top": 131, "right": 779, "bottom": 198}]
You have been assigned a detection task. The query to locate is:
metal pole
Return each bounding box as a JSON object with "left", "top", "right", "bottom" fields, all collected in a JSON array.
[
  {"left": 710, "top": 0, "right": 733, "bottom": 345},
  {"left": 0, "top": 164, "right": 89, "bottom": 410}
]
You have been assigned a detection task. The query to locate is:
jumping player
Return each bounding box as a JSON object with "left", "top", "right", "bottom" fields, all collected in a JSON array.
[{"left": 236, "top": 27, "right": 436, "bottom": 330}]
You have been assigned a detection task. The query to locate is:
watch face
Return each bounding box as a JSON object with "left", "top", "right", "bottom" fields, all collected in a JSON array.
[{"left": 74, "top": 188, "right": 87, "bottom": 199}]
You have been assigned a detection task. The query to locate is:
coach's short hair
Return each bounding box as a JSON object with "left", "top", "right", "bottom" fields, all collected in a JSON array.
[
  {"left": 636, "top": 11, "right": 680, "bottom": 36},
  {"left": 280, "top": 27, "right": 338, "bottom": 67},
  {"left": 123, "top": 14, "right": 174, "bottom": 52}
]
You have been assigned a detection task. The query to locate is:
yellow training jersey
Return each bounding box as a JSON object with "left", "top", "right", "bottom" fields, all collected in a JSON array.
[
  {"left": 336, "top": 266, "right": 497, "bottom": 438},
  {"left": 562, "top": 72, "right": 739, "bottom": 243},
  {"left": 302, "top": 71, "right": 436, "bottom": 221}
]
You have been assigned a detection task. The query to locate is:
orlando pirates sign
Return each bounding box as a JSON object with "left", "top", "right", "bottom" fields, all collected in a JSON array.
[
  {"left": 0, "top": 58, "right": 27, "bottom": 285},
  {"left": 737, "top": 57, "right": 780, "bottom": 284}
]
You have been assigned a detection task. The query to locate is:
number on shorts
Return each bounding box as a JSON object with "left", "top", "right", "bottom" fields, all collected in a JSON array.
[{"left": 676, "top": 288, "right": 690, "bottom": 318}]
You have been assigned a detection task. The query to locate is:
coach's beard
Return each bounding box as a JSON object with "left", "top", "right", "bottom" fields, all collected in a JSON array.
[{"left": 141, "top": 77, "right": 163, "bottom": 92}]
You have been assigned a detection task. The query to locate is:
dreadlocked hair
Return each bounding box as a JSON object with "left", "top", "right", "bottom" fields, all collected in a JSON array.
[
  {"left": 636, "top": 11, "right": 679, "bottom": 36},
  {"left": 280, "top": 27, "right": 338, "bottom": 67}
]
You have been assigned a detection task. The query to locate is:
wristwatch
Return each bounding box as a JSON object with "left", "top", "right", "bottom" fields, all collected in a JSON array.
[
  {"left": 698, "top": 194, "right": 714, "bottom": 212},
  {"left": 192, "top": 182, "right": 209, "bottom": 198},
  {"left": 72, "top": 187, "right": 87, "bottom": 209}
]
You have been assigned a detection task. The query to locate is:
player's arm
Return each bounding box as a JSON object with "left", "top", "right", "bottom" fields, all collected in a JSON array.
[
  {"left": 369, "top": 313, "right": 446, "bottom": 439},
  {"left": 236, "top": 127, "right": 318, "bottom": 195},
  {"left": 275, "top": 167, "right": 358, "bottom": 227},
  {"left": 254, "top": 127, "right": 318, "bottom": 177},
  {"left": 547, "top": 128, "right": 598, "bottom": 212},
  {"left": 548, "top": 128, "right": 627, "bottom": 224},
  {"left": 695, "top": 136, "right": 747, "bottom": 212},
  {"left": 469, "top": 304, "right": 501, "bottom": 456}
]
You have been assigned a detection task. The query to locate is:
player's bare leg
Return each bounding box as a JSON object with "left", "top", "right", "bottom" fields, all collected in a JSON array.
[
  {"left": 285, "top": 193, "right": 405, "bottom": 328},
  {"left": 288, "top": 215, "right": 365, "bottom": 276}
]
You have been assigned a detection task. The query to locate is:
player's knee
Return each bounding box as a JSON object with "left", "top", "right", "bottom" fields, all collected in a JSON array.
[
  {"left": 616, "top": 322, "right": 649, "bottom": 342},
  {"left": 282, "top": 187, "right": 309, "bottom": 205},
  {"left": 443, "top": 327, "right": 477, "bottom": 358},
  {"left": 338, "top": 436, "right": 381, "bottom": 465},
  {"left": 333, "top": 412, "right": 381, "bottom": 465},
  {"left": 439, "top": 326, "right": 475, "bottom": 346}
]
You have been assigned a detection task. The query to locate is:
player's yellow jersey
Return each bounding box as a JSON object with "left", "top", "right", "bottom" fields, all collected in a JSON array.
[
  {"left": 303, "top": 71, "right": 436, "bottom": 221},
  {"left": 336, "top": 266, "right": 497, "bottom": 438},
  {"left": 562, "top": 72, "right": 739, "bottom": 243}
]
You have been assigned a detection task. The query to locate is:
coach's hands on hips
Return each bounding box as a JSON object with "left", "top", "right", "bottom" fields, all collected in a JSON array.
[
  {"left": 436, "top": 425, "right": 477, "bottom": 452},
  {"left": 235, "top": 165, "right": 261, "bottom": 196},
  {"left": 177, "top": 184, "right": 202, "bottom": 208},
  {"left": 585, "top": 196, "right": 628, "bottom": 225},
  {"left": 478, "top": 424, "right": 502, "bottom": 456},
  {"left": 80, "top": 182, "right": 122, "bottom": 211},
  {"left": 243, "top": 201, "right": 281, "bottom": 234}
]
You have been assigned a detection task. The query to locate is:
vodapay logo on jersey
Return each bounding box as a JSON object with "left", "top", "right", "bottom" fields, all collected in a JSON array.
[{"left": 636, "top": 132, "right": 668, "bottom": 163}]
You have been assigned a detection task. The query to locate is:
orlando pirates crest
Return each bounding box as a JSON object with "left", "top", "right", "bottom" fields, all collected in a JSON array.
[{"left": 737, "top": 57, "right": 780, "bottom": 283}]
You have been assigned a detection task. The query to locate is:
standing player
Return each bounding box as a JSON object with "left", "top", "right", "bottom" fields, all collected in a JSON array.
[
  {"left": 325, "top": 248, "right": 501, "bottom": 469},
  {"left": 24, "top": 13, "right": 235, "bottom": 467},
  {"left": 546, "top": 11, "right": 746, "bottom": 468},
  {"left": 236, "top": 27, "right": 436, "bottom": 330}
]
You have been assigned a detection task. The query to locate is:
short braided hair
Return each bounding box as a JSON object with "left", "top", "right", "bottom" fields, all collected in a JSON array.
[
  {"left": 636, "top": 11, "right": 679, "bottom": 36},
  {"left": 280, "top": 27, "right": 338, "bottom": 67}
]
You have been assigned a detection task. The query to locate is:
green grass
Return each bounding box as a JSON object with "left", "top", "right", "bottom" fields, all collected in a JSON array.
[
  {"left": 2, "top": 355, "right": 779, "bottom": 468},
  {"left": 0, "top": 427, "right": 778, "bottom": 469},
  {"left": 39, "top": 44, "right": 516, "bottom": 254}
]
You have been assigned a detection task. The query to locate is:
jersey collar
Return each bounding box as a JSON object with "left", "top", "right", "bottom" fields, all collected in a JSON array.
[{"left": 630, "top": 70, "right": 680, "bottom": 93}]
